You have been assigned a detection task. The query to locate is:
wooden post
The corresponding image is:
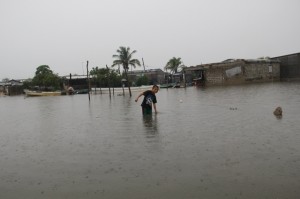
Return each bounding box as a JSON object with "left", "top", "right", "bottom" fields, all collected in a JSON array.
[
  {"left": 86, "top": 61, "right": 90, "bottom": 101},
  {"left": 106, "top": 65, "right": 111, "bottom": 98},
  {"left": 122, "top": 80, "right": 125, "bottom": 96},
  {"left": 183, "top": 69, "right": 186, "bottom": 88},
  {"left": 69, "top": 73, "right": 72, "bottom": 87},
  {"left": 124, "top": 68, "right": 132, "bottom": 97},
  {"left": 142, "top": 58, "right": 146, "bottom": 73}
]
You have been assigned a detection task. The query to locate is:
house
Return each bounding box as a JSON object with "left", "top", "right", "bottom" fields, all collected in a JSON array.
[
  {"left": 0, "top": 79, "right": 24, "bottom": 95},
  {"left": 127, "top": 69, "right": 166, "bottom": 85},
  {"left": 183, "top": 66, "right": 205, "bottom": 86},
  {"left": 183, "top": 59, "right": 280, "bottom": 86},
  {"left": 271, "top": 52, "right": 300, "bottom": 80},
  {"left": 62, "top": 74, "right": 91, "bottom": 90}
]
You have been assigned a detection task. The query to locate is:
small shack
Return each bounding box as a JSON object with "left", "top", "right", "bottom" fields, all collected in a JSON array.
[
  {"left": 62, "top": 74, "right": 91, "bottom": 91},
  {"left": 0, "top": 79, "right": 24, "bottom": 96}
]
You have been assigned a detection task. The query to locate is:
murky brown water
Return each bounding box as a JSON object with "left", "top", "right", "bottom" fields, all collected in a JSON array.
[{"left": 1, "top": 82, "right": 300, "bottom": 199}]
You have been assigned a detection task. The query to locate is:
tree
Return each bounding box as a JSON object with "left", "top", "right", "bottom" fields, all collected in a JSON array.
[
  {"left": 165, "top": 57, "right": 184, "bottom": 74},
  {"left": 135, "top": 75, "right": 149, "bottom": 86},
  {"left": 90, "top": 67, "right": 109, "bottom": 87},
  {"left": 165, "top": 57, "right": 184, "bottom": 83},
  {"left": 32, "top": 65, "right": 61, "bottom": 90},
  {"left": 22, "top": 78, "right": 33, "bottom": 89},
  {"left": 2, "top": 78, "right": 9, "bottom": 82},
  {"left": 109, "top": 69, "right": 122, "bottom": 87},
  {"left": 112, "top": 46, "right": 141, "bottom": 96},
  {"left": 258, "top": 56, "right": 271, "bottom": 60},
  {"left": 90, "top": 66, "right": 123, "bottom": 90}
]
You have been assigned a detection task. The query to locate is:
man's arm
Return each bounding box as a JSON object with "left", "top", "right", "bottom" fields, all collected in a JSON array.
[
  {"left": 153, "top": 103, "right": 157, "bottom": 113},
  {"left": 135, "top": 92, "right": 144, "bottom": 102}
]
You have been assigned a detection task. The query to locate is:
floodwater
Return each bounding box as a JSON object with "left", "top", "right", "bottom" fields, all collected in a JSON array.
[{"left": 0, "top": 82, "right": 300, "bottom": 199}]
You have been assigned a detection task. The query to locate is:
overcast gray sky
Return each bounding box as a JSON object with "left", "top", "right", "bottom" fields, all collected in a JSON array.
[{"left": 1, "top": 0, "right": 299, "bottom": 80}]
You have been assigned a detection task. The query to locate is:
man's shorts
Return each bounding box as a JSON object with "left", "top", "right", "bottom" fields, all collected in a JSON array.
[{"left": 142, "top": 107, "right": 152, "bottom": 115}]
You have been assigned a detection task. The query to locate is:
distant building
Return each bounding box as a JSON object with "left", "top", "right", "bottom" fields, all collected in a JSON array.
[
  {"left": 271, "top": 52, "right": 300, "bottom": 80},
  {"left": 184, "top": 59, "right": 280, "bottom": 86},
  {"left": 127, "top": 69, "right": 166, "bottom": 85},
  {"left": 0, "top": 79, "right": 24, "bottom": 95},
  {"left": 62, "top": 74, "right": 91, "bottom": 90},
  {"left": 183, "top": 66, "right": 205, "bottom": 86}
]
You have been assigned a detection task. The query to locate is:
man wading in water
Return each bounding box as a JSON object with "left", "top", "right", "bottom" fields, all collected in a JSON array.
[{"left": 135, "top": 85, "right": 159, "bottom": 114}]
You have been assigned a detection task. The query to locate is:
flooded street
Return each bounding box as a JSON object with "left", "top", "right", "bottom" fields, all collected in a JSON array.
[{"left": 1, "top": 82, "right": 300, "bottom": 199}]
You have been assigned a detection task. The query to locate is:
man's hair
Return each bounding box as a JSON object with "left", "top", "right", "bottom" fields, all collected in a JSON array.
[{"left": 152, "top": 85, "right": 159, "bottom": 89}]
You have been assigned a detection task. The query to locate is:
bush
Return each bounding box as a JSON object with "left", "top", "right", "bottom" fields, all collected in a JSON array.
[{"left": 135, "top": 75, "right": 149, "bottom": 86}]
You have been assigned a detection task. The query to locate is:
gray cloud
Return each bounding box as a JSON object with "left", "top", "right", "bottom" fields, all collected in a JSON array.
[{"left": 1, "top": 0, "right": 299, "bottom": 79}]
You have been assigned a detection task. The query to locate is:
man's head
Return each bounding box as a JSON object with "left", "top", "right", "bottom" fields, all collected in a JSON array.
[{"left": 152, "top": 85, "right": 159, "bottom": 93}]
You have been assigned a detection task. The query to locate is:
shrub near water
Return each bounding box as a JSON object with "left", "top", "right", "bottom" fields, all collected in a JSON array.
[{"left": 135, "top": 75, "right": 149, "bottom": 86}]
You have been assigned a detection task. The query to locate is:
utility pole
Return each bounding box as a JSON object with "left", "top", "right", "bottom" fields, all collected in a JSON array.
[
  {"left": 86, "top": 61, "right": 90, "bottom": 101},
  {"left": 106, "top": 65, "right": 111, "bottom": 98},
  {"left": 142, "top": 58, "right": 146, "bottom": 73}
]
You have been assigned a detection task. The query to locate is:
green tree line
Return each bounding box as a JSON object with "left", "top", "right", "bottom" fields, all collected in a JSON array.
[{"left": 23, "top": 46, "right": 184, "bottom": 93}]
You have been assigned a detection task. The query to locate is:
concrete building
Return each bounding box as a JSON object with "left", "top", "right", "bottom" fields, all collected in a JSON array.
[
  {"left": 184, "top": 59, "right": 280, "bottom": 86},
  {"left": 271, "top": 52, "right": 300, "bottom": 80}
]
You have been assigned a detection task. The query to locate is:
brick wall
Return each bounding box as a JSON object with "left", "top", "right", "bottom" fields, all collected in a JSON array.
[{"left": 205, "top": 60, "right": 280, "bottom": 86}]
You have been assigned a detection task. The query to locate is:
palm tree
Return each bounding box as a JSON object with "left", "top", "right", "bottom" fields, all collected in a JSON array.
[
  {"left": 165, "top": 57, "right": 183, "bottom": 74},
  {"left": 165, "top": 57, "right": 184, "bottom": 83},
  {"left": 112, "top": 46, "right": 141, "bottom": 96}
]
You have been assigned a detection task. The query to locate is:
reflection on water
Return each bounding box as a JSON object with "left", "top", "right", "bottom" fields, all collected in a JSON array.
[
  {"left": 143, "top": 113, "right": 158, "bottom": 133},
  {"left": 0, "top": 82, "right": 300, "bottom": 199}
]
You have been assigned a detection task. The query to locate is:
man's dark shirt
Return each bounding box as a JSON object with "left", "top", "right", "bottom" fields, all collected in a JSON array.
[{"left": 141, "top": 90, "right": 157, "bottom": 111}]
